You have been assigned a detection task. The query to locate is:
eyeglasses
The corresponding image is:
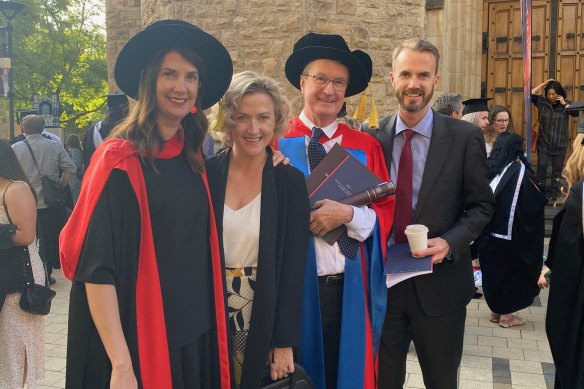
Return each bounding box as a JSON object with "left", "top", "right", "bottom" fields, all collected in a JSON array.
[
  {"left": 494, "top": 119, "right": 510, "bottom": 124},
  {"left": 303, "top": 74, "right": 349, "bottom": 92}
]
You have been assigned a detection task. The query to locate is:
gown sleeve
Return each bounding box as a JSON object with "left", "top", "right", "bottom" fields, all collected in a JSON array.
[{"left": 74, "top": 169, "right": 140, "bottom": 285}]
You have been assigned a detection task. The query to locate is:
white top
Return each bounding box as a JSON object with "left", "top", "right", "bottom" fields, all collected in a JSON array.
[
  {"left": 299, "top": 111, "right": 376, "bottom": 276},
  {"left": 223, "top": 193, "right": 261, "bottom": 268}
]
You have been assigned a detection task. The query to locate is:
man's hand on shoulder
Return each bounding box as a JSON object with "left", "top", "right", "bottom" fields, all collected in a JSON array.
[
  {"left": 310, "top": 199, "right": 353, "bottom": 237},
  {"left": 412, "top": 237, "right": 451, "bottom": 264}
]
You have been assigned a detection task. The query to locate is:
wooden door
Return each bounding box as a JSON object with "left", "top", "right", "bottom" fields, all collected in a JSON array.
[
  {"left": 557, "top": 0, "right": 584, "bottom": 145},
  {"left": 484, "top": 0, "right": 550, "bottom": 139},
  {"left": 484, "top": 0, "right": 582, "bottom": 151}
]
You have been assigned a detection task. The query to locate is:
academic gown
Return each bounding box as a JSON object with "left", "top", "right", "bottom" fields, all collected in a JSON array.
[
  {"left": 206, "top": 147, "right": 310, "bottom": 389},
  {"left": 60, "top": 137, "right": 231, "bottom": 389},
  {"left": 478, "top": 161, "right": 546, "bottom": 314},
  {"left": 278, "top": 118, "right": 394, "bottom": 389},
  {"left": 546, "top": 179, "right": 584, "bottom": 389}
]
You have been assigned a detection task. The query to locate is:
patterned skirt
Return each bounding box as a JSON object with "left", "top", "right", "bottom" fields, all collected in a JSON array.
[{"left": 226, "top": 267, "right": 256, "bottom": 387}]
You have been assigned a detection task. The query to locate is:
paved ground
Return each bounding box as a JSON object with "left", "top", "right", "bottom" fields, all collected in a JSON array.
[{"left": 37, "top": 273, "right": 554, "bottom": 389}]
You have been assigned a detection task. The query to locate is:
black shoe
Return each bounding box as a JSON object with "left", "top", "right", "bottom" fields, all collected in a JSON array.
[
  {"left": 49, "top": 276, "right": 56, "bottom": 285},
  {"left": 473, "top": 292, "right": 483, "bottom": 299}
]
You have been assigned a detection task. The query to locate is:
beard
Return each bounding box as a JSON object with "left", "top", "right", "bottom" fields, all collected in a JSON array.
[{"left": 396, "top": 87, "right": 434, "bottom": 113}]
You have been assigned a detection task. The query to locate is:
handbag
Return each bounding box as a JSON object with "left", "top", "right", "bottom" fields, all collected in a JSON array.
[
  {"left": 24, "top": 139, "right": 68, "bottom": 208},
  {"left": 2, "top": 186, "right": 56, "bottom": 315},
  {"left": 261, "top": 364, "right": 314, "bottom": 389}
]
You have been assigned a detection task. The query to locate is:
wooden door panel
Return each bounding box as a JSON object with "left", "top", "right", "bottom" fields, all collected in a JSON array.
[
  {"left": 531, "top": 3, "right": 548, "bottom": 55},
  {"left": 558, "top": 55, "right": 576, "bottom": 101},
  {"left": 559, "top": 2, "right": 579, "bottom": 52}
]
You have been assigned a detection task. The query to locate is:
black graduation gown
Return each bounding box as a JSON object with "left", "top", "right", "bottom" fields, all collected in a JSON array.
[
  {"left": 206, "top": 148, "right": 310, "bottom": 389},
  {"left": 478, "top": 161, "right": 546, "bottom": 314},
  {"left": 66, "top": 155, "right": 217, "bottom": 388},
  {"left": 546, "top": 179, "right": 584, "bottom": 389}
]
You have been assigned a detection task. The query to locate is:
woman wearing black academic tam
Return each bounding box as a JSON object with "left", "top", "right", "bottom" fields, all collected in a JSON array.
[
  {"left": 461, "top": 98, "right": 492, "bottom": 153},
  {"left": 60, "top": 20, "right": 233, "bottom": 389}
]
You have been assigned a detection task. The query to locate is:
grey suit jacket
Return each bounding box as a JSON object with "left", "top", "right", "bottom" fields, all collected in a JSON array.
[{"left": 365, "top": 110, "right": 495, "bottom": 316}]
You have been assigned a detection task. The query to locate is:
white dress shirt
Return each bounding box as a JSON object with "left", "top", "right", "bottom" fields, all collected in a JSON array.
[{"left": 299, "top": 111, "right": 377, "bottom": 276}]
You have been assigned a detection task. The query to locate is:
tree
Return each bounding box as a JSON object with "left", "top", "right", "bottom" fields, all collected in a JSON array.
[{"left": 9, "top": 0, "right": 107, "bottom": 134}]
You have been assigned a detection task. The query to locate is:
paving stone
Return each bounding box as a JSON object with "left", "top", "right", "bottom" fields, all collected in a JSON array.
[
  {"left": 520, "top": 329, "right": 548, "bottom": 341},
  {"left": 405, "top": 372, "right": 425, "bottom": 388},
  {"left": 459, "top": 379, "right": 495, "bottom": 389},
  {"left": 492, "top": 347, "right": 525, "bottom": 361},
  {"left": 461, "top": 355, "right": 492, "bottom": 369},
  {"left": 509, "top": 360, "right": 543, "bottom": 374},
  {"left": 465, "top": 325, "right": 493, "bottom": 336},
  {"left": 464, "top": 334, "right": 478, "bottom": 345},
  {"left": 510, "top": 371, "right": 547, "bottom": 388},
  {"left": 460, "top": 366, "right": 493, "bottom": 382},
  {"left": 463, "top": 344, "right": 493, "bottom": 357},
  {"left": 523, "top": 350, "right": 554, "bottom": 363},
  {"left": 507, "top": 338, "right": 539, "bottom": 351},
  {"left": 479, "top": 335, "right": 508, "bottom": 348}
]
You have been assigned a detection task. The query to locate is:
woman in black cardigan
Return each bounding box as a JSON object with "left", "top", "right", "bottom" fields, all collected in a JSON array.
[{"left": 206, "top": 71, "right": 310, "bottom": 389}]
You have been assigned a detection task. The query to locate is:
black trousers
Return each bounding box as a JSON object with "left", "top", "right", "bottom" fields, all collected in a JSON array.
[
  {"left": 318, "top": 275, "right": 344, "bottom": 389},
  {"left": 37, "top": 206, "right": 66, "bottom": 277},
  {"left": 378, "top": 279, "right": 466, "bottom": 389},
  {"left": 536, "top": 149, "right": 566, "bottom": 197}
]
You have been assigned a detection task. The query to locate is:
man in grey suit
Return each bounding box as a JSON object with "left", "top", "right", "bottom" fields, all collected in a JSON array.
[{"left": 364, "top": 39, "right": 495, "bottom": 389}]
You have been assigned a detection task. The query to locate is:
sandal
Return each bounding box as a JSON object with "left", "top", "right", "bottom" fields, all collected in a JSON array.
[
  {"left": 498, "top": 315, "right": 525, "bottom": 328},
  {"left": 489, "top": 313, "right": 501, "bottom": 323}
]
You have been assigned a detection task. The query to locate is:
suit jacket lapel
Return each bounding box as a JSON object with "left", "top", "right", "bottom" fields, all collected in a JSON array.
[
  {"left": 414, "top": 113, "right": 453, "bottom": 221},
  {"left": 379, "top": 115, "right": 397, "bottom": 169}
]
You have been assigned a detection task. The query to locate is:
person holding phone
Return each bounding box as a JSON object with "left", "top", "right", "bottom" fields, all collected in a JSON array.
[{"left": 531, "top": 79, "right": 579, "bottom": 200}]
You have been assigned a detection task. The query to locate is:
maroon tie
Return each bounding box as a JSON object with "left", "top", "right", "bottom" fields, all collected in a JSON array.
[{"left": 394, "top": 129, "right": 415, "bottom": 243}]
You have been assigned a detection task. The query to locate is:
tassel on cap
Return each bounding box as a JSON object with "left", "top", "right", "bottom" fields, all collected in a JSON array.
[
  {"left": 209, "top": 100, "right": 226, "bottom": 133},
  {"left": 368, "top": 85, "right": 379, "bottom": 129},
  {"left": 352, "top": 92, "right": 367, "bottom": 121}
]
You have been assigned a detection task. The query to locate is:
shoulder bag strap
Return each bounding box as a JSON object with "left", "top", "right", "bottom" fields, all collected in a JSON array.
[
  {"left": 23, "top": 139, "right": 43, "bottom": 178},
  {"left": 2, "top": 180, "right": 16, "bottom": 224}
]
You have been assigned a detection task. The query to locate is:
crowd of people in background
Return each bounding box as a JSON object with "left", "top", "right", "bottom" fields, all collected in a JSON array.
[{"left": 1, "top": 18, "right": 583, "bottom": 389}]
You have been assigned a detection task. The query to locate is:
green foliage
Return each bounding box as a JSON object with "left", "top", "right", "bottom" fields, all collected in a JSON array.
[{"left": 6, "top": 0, "right": 107, "bottom": 134}]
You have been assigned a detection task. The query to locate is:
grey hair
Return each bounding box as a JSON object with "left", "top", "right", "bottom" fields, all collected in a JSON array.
[{"left": 432, "top": 93, "right": 463, "bottom": 116}]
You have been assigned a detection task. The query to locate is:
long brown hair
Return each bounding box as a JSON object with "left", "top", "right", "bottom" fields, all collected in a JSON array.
[
  {"left": 484, "top": 105, "right": 515, "bottom": 144},
  {"left": 0, "top": 139, "right": 37, "bottom": 202},
  {"left": 110, "top": 47, "right": 208, "bottom": 173}
]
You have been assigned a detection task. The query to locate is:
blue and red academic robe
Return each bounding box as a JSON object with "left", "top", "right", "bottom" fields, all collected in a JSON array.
[
  {"left": 59, "top": 135, "right": 231, "bottom": 389},
  {"left": 278, "top": 117, "right": 394, "bottom": 389}
]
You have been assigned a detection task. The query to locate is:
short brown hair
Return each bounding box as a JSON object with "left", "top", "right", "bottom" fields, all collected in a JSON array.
[
  {"left": 392, "top": 38, "right": 440, "bottom": 73},
  {"left": 22, "top": 115, "right": 45, "bottom": 134}
]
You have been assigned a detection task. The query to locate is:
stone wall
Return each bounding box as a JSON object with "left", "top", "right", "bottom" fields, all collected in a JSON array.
[
  {"left": 105, "top": 0, "right": 428, "bottom": 117},
  {"left": 104, "top": 0, "right": 485, "bottom": 117}
]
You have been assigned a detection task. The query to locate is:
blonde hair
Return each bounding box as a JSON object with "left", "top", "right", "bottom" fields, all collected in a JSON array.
[
  {"left": 219, "top": 71, "right": 291, "bottom": 145},
  {"left": 392, "top": 38, "right": 440, "bottom": 73},
  {"left": 562, "top": 133, "right": 584, "bottom": 190},
  {"left": 463, "top": 112, "right": 494, "bottom": 143}
]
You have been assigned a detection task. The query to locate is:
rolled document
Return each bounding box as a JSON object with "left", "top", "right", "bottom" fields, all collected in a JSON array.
[{"left": 322, "top": 181, "right": 395, "bottom": 246}]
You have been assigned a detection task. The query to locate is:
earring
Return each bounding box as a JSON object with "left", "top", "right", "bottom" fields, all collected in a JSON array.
[{"left": 191, "top": 105, "right": 198, "bottom": 114}]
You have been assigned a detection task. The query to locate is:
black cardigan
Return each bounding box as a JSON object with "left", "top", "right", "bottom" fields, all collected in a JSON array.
[{"left": 206, "top": 147, "right": 310, "bottom": 389}]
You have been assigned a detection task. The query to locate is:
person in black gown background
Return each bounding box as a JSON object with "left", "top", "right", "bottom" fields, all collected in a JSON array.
[
  {"left": 545, "top": 131, "right": 584, "bottom": 388},
  {"left": 478, "top": 132, "right": 547, "bottom": 328},
  {"left": 59, "top": 20, "right": 234, "bottom": 389}
]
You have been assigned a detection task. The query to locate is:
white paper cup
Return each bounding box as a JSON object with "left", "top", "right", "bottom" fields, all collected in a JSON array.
[{"left": 405, "top": 224, "right": 429, "bottom": 257}]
